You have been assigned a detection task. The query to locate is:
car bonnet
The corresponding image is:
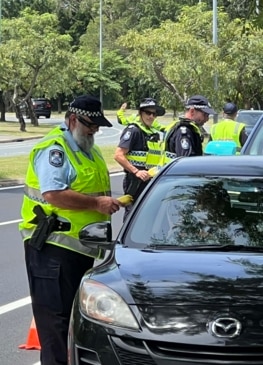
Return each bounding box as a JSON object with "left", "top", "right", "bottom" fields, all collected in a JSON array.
[{"left": 114, "top": 246, "right": 263, "bottom": 306}]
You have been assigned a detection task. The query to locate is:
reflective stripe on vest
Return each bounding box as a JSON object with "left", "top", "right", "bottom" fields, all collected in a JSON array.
[
  {"left": 125, "top": 120, "right": 163, "bottom": 169},
  {"left": 20, "top": 228, "right": 103, "bottom": 258},
  {"left": 23, "top": 185, "right": 111, "bottom": 203},
  {"left": 145, "top": 141, "right": 163, "bottom": 169}
]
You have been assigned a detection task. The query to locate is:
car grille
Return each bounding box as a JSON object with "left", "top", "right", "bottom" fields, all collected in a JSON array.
[{"left": 111, "top": 337, "right": 263, "bottom": 365}]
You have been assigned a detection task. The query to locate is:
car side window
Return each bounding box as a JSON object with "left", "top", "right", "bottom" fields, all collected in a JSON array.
[{"left": 127, "top": 177, "right": 263, "bottom": 248}]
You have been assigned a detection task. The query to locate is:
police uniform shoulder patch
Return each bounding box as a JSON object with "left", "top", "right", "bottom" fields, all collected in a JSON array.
[
  {"left": 181, "top": 137, "right": 190, "bottom": 150},
  {"left": 180, "top": 126, "right": 187, "bottom": 134},
  {"left": 123, "top": 131, "right": 132, "bottom": 141},
  {"left": 49, "top": 149, "right": 64, "bottom": 167}
]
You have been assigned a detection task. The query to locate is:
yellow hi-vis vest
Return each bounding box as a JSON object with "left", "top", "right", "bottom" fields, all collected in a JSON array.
[
  {"left": 125, "top": 120, "right": 163, "bottom": 169},
  {"left": 19, "top": 128, "right": 111, "bottom": 258},
  {"left": 210, "top": 120, "right": 245, "bottom": 148}
]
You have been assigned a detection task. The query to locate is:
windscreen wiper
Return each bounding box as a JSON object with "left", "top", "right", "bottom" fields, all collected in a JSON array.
[{"left": 144, "top": 244, "right": 263, "bottom": 252}]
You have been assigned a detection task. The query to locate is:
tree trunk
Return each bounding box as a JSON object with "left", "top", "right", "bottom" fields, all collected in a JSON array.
[
  {"left": 15, "top": 105, "right": 27, "bottom": 132},
  {"left": 27, "top": 100, "right": 39, "bottom": 126},
  {"left": 57, "top": 96, "right": 62, "bottom": 113},
  {"left": 0, "top": 91, "right": 6, "bottom": 122}
]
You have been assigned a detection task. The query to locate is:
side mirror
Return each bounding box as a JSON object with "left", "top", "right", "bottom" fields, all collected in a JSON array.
[
  {"left": 204, "top": 141, "right": 237, "bottom": 156},
  {"left": 79, "top": 221, "right": 114, "bottom": 250}
]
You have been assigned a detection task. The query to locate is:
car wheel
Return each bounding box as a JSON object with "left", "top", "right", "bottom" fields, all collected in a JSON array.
[{"left": 46, "top": 115, "right": 51, "bottom": 119}]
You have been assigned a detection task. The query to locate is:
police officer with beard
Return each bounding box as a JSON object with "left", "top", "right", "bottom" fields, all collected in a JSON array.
[
  {"left": 19, "top": 95, "right": 121, "bottom": 365},
  {"left": 164, "top": 95, "right": 216, "bottom": 159}
]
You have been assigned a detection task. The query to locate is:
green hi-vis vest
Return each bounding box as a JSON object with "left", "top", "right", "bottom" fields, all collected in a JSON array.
[
  {"left": 125, "top": 119, "right": 163, "bottom": 169},
  {"left": 117, "top": 109, "right": 165, "bottom": 131},
  {"left": 210, "top": 120, "right": 245, "bottom": 148},
  {"left": 19, "top": 127, "right": 111, "bottom": 258}
]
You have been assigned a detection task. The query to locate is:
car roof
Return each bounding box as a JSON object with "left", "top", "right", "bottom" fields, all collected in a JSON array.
[
  {"left": 237, "top": 109, "right": 263, "bottom": 113},
  {"left": 164, "top": 155, "right": 263, "bottom": 177}
]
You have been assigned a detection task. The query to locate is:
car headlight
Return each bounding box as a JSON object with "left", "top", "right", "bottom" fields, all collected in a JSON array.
[{"left": 79, "top": 279, "right": 139, "bottom": 330}]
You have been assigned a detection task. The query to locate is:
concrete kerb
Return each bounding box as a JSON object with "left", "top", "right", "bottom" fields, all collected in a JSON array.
[{"left": 0, "top": 135, "right": 44, "bottom": 143}]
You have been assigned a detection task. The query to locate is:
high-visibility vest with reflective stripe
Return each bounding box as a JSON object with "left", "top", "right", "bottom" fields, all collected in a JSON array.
[
  {"left": 19, "top": 130, "right": 110, "bottom": 258},
  {"left": 210, "top": 120, "right": 245, "bottom": 148},
  {"left": 125, "top": 120, "right": 163, "bottom": 169}
]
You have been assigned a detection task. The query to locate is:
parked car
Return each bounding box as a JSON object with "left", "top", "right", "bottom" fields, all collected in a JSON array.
[
  {"left": 241, "top": 114, "right": 263, "bottom": 155},
  {"left": 68, "top": 155, "right": 263, "bottom": 365},
  {"left": 236, "top": 109, "right": 263, "bottom": 135},
  {"left": 21, "top": 98, "right": 52, "bottom": 118}
]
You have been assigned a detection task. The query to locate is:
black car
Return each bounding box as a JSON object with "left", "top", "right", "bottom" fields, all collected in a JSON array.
[
  {"left": 21, "top": 98, "right": 52, "bottom": 118},
  {"left": 69, "top": 155, "right": 263, "bottom": 365},
  {"left": 241, "top": 114, "right": 263, "bottom": 155},
  {"left": 236, "top": 109, "right": 263, "bottom": 135}
]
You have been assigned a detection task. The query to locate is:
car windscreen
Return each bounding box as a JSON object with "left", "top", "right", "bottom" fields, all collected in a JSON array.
[
  {"left": 236, "top": 112, "right": 263, "bottom": 127},
  {"left": 125, "top": 176, "right": 263, "bottom": 249}
]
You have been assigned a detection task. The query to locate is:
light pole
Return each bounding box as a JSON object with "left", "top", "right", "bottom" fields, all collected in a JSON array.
[
  {"left": 213, "top": 0, "right": 218, "bottom": 123},
  {"left": 0, "top": 0, "right": 1, "bottom": 61},
  {"left": 212, "top": 0, "right": 218, "bottom": 47},
  {"left": 256, "top": 0, "right": 260, "bottom": 15},
  {"left": 99, "top": 0, "right": 103, "bottom": 104},
  {"left": 213, "top": 0, "right": 218, "bottom": 88}
]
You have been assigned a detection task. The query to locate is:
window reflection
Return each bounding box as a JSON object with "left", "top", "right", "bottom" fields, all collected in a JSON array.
[{"left": 129, "top": 177, "right": 263, "bottom": 247}]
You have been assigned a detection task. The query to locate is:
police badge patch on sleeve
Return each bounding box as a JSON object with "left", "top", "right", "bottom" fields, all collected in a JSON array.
[
  {"left": 49, "top": 149, "right": 64, "bottom": 167},
  {"left": 181, "top": 138, "right": 190, "bottom": 150},
  {"left": 123, "top": 131, "right": 131, "bottom": 141}
]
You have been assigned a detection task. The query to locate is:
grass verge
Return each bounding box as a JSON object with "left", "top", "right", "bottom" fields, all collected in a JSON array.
[
  {"left": 0, "top": 121, "right": 120, "bottom": 181},
  {"left": 0, "top": 145, "right": 119, "bottom": 181},
  {"left": 0, "top": 120, "right": 56, "bottom": 137}
]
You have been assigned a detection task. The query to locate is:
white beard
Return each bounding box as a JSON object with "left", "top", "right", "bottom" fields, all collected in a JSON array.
[{"left": 72, "top": 126, "right": 94, "bottom": 153}]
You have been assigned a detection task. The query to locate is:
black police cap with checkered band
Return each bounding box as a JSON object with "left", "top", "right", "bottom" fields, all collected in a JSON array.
[
  {"left": 68, "top": 95, "right": 112, "bottom": 127},
  {"left": 185, "top": 95, "right": 216, "bottom": 115}
]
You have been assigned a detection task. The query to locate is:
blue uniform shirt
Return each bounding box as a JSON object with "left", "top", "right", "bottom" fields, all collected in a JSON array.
[{"left": 34, "top": 123, "right": 79, "bottom": 194}]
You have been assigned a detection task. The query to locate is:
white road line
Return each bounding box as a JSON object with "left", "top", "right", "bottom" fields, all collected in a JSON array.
[
  {"left": 0, "top": 185, "right": 24, "bottom": 190},
  {"left": 0, "top": 296, "right": 31, "bottom": 315},
  {"left": 0, "top": 219, "right": 22, "bottom": 226}
]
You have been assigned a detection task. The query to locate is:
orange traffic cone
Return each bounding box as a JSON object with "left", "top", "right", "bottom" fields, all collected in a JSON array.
[{"left": 19, "top": 317, "right": 41, "bottom": 350}]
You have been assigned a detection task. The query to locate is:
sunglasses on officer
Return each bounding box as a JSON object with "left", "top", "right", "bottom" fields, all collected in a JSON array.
[
  {"left": 143, "top": 109, "right": 157, "bottom": 117},
  {"left": 77, "top": 115, "right": 99, "bottom": 130}
]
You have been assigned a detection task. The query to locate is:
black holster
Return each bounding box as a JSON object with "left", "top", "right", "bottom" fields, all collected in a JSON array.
[{"left": 28, "top": 205, "right": 57, "bottom": 251}]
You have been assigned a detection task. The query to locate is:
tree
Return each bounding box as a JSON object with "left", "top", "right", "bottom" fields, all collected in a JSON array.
[
  {"left": 118, "top": 4, "right": 263, "bottom": 111},
  {"left": 74, "top": 44, "right": 130, "bottom": 107},
  {"left": 0, "top": 9, "right": 74, "bottom": 127}
]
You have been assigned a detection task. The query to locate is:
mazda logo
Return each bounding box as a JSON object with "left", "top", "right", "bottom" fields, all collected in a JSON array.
[{"left": 211, "top": 317, "right": 242, "bottom": 338}]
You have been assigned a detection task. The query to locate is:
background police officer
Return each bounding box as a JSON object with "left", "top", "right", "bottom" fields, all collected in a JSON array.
[
  {"left": 165, "top": 95, "right": 216, "bottom": 157},
  {"left": 117, "top": 99, "right": 166, "bottom": 132},
  {"left": 114, "top": 97, "right": 165, "bottom": 220},
  {"left": 19, "top": 95, "right": 121, "bottom": 365},
  {"left": 209, "top": 102, "right": 248, "bottom": 148}
]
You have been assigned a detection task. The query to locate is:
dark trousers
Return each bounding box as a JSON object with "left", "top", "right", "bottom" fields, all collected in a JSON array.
[
  {"left": 123, "top": 172, "right": 149, "bottom": 221},
  {"left": 24, "top": 242, "right": 94, "bottom": 365}
]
